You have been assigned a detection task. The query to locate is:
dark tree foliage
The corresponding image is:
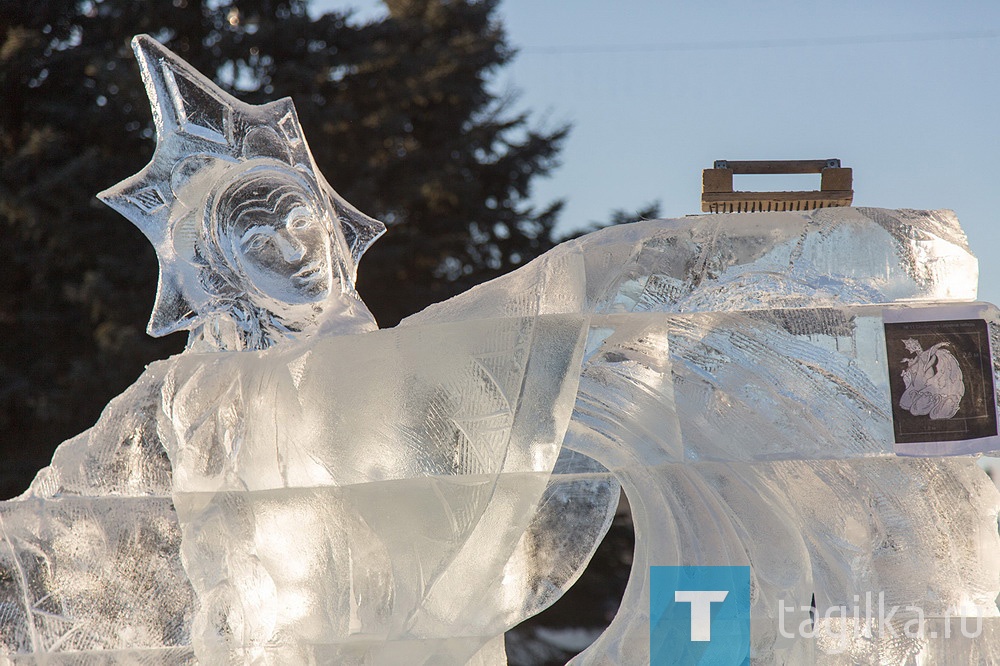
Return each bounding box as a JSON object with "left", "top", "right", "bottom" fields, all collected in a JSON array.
[
  {"left": 559, "top": 201, "right": 661, "bottom": 242},
  {"left": 0, "top": 0, "right": 569, "bottom": 498},
  {"left": 0, "top": 4, "right": 639, "bottom": 659}
]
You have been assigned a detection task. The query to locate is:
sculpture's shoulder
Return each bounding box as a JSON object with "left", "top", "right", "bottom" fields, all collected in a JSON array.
[
  {"left": 20, "top": 358, "right": 178, "bottom": 500},
  {"left": 399, "top": 219, "right": 675, "bottom": 327},
  {"left": 400, "top": 207, "right": 978, "bottom": 328}
]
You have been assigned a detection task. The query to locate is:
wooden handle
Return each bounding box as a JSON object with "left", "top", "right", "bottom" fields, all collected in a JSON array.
[
  {"left": 714, "top": 159, "right": 840, "bottom": 175},
  {"left": 701, "top": 158, "right": 853, "bottom": 213}
]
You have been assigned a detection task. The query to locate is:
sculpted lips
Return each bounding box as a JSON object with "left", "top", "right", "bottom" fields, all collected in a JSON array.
[{"left": 293, "top": 263, "right": 323, "bottom": 282}]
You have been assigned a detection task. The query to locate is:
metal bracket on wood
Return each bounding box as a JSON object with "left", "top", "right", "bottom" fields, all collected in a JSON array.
[{"left": 701, "top": 159, "right": 853, "bottom": 213}]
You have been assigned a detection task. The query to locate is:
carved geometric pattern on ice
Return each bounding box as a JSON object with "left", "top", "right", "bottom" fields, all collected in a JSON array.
[
  {"left": 278, "top": 111, "right": 302, "bottom": 146},
  {"left": 451, "top": 414, "right": 511, "bottom": 476},
  {"left": 445, "top": 323, "right": 537, "bottom": 476},
  {"left": 127, "top": 186, "right": 167, "bottom": 213},
  {"left": 162, "top": 64, "right": 231, "bottom": 144},
  {"left": 34, "top": 611, "right": 76, "bottom": 653},
  {"left": 471, "top": 321, "right": 534, "bottom": 400},
  {"left": 637, "top": 273, "right": 687, "bottom": 311}
]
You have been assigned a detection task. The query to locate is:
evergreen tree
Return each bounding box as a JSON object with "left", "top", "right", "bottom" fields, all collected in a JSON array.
[
  {"left": 559, "top": 201, "right": 661, "bottom": 242},
  {"left": 0, "top": 0, "right": 568, "bottom": 498}
]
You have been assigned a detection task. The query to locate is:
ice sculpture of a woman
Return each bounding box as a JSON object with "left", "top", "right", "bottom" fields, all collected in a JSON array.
[
  {"left": 93, "top": 33, "right": 384, "bottom": 354},
  {"left": 4, "top": 33, "right": 1000, "bottom": 666},
  {"left": 86, "top": 35, "right": 606, "bottom": 665},
  {"left": 194, "top": 158, "right": 368, "bottom": 349},
  {"left": 214, "top": 164, "right": 335, "bottom": 304},
  {"left": 0, "top": 36, "right": 385, "bottom": 661}
]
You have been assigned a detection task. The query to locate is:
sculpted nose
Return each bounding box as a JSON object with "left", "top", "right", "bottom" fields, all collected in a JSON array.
[{"left": 273, "top": 233, "right": 305, "bottom": 262}]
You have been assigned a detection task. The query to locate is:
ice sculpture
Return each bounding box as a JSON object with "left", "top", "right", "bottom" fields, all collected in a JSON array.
[
  {"left": 2, "top": 34, "right": 999, "bottom": 665},
  {"left": 97, "top": 36, "right": 383, "bottom": 352}
]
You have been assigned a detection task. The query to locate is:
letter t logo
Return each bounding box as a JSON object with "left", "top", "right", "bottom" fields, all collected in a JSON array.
[
  {"left": 650, "top": 566, "right": 749, "bottom": 663},
  {"left": 674, "top": 590, "right": 729, "bottom": 641}
]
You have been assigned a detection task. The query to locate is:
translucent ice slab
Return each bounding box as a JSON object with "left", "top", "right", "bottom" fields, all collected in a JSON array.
[
  {"left": 406, "top": 207, "right": 978, "bottom": 325},
  {"left": 1, "top": 34, "right": 996, "bottom": 665},
  {"left": 3, "top": 207, "right": 994, "bottom": 665},
  {"left": 0, "top": 363, "right": 195, "bottom": 660}
]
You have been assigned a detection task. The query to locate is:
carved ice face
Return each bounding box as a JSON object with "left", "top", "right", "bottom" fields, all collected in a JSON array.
[
  {"left": 232, "top": 195, "right": 332, "bottom": 303},
  {"left": 212, "top": 163, "right": 341, "bottom": 306}
]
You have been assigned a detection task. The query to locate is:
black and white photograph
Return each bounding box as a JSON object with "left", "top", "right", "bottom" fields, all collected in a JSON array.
[{"left": 884, "top": 317, "right": 997, "bottom": 448}]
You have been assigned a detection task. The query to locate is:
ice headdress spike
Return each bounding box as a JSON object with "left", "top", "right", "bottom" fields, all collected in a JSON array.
[{"left": 98, "top": 34, "right": 385, "bottom": 338}]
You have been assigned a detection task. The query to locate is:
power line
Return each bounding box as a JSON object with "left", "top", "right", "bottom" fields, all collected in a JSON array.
[{"left": 521, "top": 30, "right": 1000, "bottom": 56}]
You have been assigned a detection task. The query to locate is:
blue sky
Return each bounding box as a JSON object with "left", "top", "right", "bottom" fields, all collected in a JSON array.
[{"left": 317, "top": 1, "right": 1000, "bottom": 303}]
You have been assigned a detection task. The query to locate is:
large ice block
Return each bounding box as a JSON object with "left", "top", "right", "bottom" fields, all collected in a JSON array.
[
  {"left": 2, "top": 34, "right": 998, "bottom": 665},
  {"left": 405, "top": 206, "right": 978, "bottom": 325}
]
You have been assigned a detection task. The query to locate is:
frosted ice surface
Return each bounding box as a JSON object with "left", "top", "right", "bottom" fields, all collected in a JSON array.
[
  {"left": 405, "top": 206, "right": 978, "bottom": 326},
  {"left": 3, "top": 35, "right": 999, "bottom": 664},
  {"left": 0, "top": 361, "right": 196, "bottom": 661},
  {"left": 160, "top": 315, "right": 598, "bottom": 663}
]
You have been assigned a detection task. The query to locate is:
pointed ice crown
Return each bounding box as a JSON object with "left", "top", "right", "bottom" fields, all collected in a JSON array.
[{"left": 98, "top": 35, "right": 384, "bottom": 338}]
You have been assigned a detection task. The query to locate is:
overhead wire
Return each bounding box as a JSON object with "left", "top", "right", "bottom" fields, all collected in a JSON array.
[{"left": 520, "top": 30, "right": 1000, "bottom": 56}]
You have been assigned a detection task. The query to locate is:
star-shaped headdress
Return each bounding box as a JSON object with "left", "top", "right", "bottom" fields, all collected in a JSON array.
[{"left": 98, "top": 35, "right": 384, "bottom": 338}]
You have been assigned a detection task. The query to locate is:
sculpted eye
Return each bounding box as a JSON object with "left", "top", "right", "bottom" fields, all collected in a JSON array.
[
  {"left": 240, "top": 227, "right": 275, "bottom": 253},
  {"left": 286, "top": 206, "right": 315, "bottom": 231}
]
